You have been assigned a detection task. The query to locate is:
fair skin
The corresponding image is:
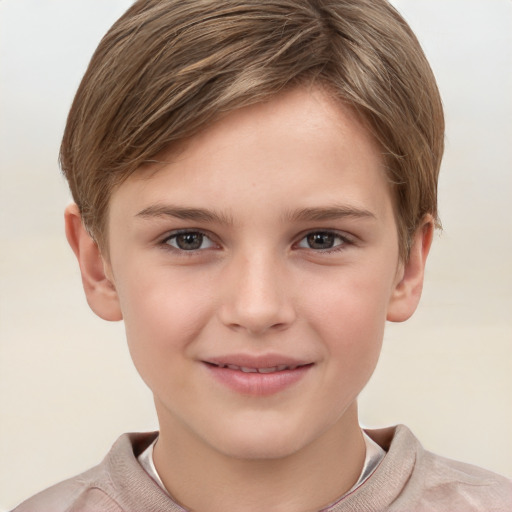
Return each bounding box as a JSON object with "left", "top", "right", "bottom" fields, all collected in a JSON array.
[{"left": 66, "top": 87, "right": 433, "bottom": 512}]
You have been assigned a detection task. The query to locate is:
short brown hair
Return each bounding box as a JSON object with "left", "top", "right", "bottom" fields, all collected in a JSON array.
[{"left": 60, "top": 0, "right": 444, "bottom": 260}]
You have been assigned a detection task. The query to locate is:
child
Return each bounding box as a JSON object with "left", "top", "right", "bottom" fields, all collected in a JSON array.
[{"left": 13, "top": 0, "right": 512, "bottom": 510}]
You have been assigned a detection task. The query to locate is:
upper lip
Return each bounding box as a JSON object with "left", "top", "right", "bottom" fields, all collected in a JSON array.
[{"left": 203, "top": 354, "right": 313, "bottom": 371}]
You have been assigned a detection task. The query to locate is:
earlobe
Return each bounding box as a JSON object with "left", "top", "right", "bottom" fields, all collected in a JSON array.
[
  {"left": 386, "top": 216, "right": 434, "bottom": 323},
  {"left": 65, "top": 203, "right": 123, "bottom": 321}
]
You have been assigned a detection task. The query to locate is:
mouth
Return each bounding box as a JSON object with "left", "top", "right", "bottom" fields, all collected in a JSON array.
[
  {"left": 202, "top": 356, "right": 314, "bottom": 396},
  {"left": 205, "top": 362, "right": 309, "bottom": 374}
]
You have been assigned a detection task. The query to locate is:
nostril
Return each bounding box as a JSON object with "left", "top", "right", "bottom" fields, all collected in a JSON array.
[{"left": 216, "top": 272, "right": 296, "bottom": 334}]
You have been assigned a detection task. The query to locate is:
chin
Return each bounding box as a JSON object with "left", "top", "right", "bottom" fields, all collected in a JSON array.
[
  {"left": 204, "top": 417, "right": 316, "bottom": 461},
  {"left": 217, "top": 437, "right": 301, "bottom": 461}
]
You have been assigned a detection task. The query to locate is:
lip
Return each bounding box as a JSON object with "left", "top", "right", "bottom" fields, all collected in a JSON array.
[{"left": 202, "top": 354, "right": 314, "bottom": 396}]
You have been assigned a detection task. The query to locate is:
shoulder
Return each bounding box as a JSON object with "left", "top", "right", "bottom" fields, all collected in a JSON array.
[
  {"left": 11, "top": 466, "right": 121, "bottom": 512},
  {"left": 368, "top": 425, "right": 512, "bottom": 512},
  {"left": 413, "top": 445, "right": 512, "bottom": 511},
  {"left": 12, "top": 432, "right": 159, "bottom": 512}
]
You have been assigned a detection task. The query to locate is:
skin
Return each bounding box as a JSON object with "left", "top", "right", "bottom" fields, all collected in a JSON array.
[{"left": 66, "top": 86, "right": 433, "bottom": 512}]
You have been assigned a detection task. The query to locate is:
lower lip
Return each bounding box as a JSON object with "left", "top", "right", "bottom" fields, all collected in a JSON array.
[{"left": 203, "top": 363, "right": 313, "bottom": 396}]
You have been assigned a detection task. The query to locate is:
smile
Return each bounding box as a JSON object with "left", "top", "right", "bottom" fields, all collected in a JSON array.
[
  {"left": 203, "top": 357, "right": 314, "bottom": 396},
  {"left": 208, "top": 363, "right": 304, "bottom": 373}
]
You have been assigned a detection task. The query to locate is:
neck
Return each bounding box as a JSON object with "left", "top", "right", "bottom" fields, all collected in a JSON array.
[{"left": 153, "top": 402, "right": 365, "bottom": 512}]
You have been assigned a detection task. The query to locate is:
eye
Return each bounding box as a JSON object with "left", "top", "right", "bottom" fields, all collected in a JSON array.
[
  {"left": 297, "top": 231, "right": 348, "bottom": 251},
  {"left": 164, "top": 231, "right": 216, "bottom": 251}
]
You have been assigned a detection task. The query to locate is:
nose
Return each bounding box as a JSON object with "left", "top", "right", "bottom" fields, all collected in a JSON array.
[{"left": 217, "top": 251, "right": 296, "bottom": 336}]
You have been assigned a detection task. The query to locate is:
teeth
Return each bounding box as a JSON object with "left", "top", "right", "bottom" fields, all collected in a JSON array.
[
  {"left": 258, "top": 366, "right": 279, "bottom": 373},
  {"left": 212, "top": 363, "right": 305, "bottom": 373}
]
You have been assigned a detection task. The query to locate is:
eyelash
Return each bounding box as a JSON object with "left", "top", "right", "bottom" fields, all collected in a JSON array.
[
  {"left": 160, "top": 229, "right": 355, "bottom": 255},
  {"left": 161, "top": 229, "right": 217, "bottom": 254},
  {"left": 295, "top": 230, "right": 354, "bottom": 253}
]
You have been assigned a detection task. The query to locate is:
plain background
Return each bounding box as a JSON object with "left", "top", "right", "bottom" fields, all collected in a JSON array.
[{"left": 1, "top": 0, "right": 511, "bottom": 509}]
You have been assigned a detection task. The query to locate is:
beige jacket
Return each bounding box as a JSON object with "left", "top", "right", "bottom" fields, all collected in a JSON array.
[{"left": 13, "top": 425, "right": 512, "bottom": 512}]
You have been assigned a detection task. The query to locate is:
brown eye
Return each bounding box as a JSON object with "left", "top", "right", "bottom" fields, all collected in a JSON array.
[
  {"left": 176, "top": 232, "right": 203, "bottom": 250},
  {"left": 165, "top": 231, "right": 215, "bottom": 251},
  {"left": 297, "top": 231, "right": 348, "bottom": 251},
  {"left": 306, "top": 232, "right": 336, "bottom": 250}
]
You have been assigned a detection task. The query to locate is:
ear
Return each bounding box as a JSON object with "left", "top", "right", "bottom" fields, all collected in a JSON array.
[
  {"left": 386, "top": 215, "right": 434, "bottom": 322},
  {"left": 65, "top": 203, "right": 123, "bottom": 321}
]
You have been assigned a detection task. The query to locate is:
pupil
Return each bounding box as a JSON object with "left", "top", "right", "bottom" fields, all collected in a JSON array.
[
  {"left": 176, "top": 232, "right": 203, "bottom": 250},
  {"left": 308, "top": 232, "right": 334, "bottom": 249}
]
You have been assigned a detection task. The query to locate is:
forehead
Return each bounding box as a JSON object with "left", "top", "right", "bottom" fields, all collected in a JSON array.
[{"left": 109, "top": 87, "right": 393, "bottom": 224}]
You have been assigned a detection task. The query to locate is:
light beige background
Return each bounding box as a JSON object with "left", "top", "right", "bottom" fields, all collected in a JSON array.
[{"left": 1, "top": 0, "right": 511, "bottom": 510}]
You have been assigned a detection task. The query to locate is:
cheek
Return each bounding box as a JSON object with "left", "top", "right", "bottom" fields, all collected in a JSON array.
[
  {"left": 115, "top": 267, "right": 215, "bottom": 384},
  {"left": 304, "top": 268, "right": 391, "bottom": 369},
  {"left": 308, "top": 284, "right": 386, "bottom": 413}
]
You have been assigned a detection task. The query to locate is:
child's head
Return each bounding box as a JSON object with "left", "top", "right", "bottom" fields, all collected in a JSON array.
[
  {"left": 62, "top": 0, "right": 444, "bottom": 465},
  {"left": 61, "top": 0, "right": 444, "bottom": 262}
]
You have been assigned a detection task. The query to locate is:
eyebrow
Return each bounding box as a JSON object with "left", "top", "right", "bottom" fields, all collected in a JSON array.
[
  {"left": 285, "top": 205, "right": 376, "bottom": 222},
  {"left": 136, "top": 204, "right": 376, "bottom": 225},
  {"left": 135, "top": 204, "right": 234, "bottom": 225}
]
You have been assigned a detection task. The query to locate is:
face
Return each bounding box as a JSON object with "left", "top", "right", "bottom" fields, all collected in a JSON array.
[{"left": 104, "top": 87, "right": 407, "bottom": 460}]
